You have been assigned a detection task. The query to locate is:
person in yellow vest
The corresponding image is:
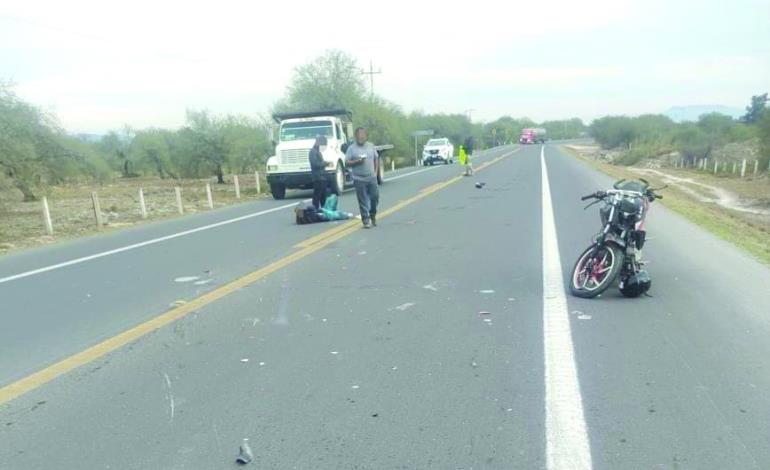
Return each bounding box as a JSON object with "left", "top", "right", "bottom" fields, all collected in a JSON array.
[{"left": 458, "top": 144, "right": 472, "bottom": 176}]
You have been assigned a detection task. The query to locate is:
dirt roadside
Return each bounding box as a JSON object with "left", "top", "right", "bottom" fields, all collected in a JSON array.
[{"left": 562, "top": 144, "right": 770, "bottom": 264}]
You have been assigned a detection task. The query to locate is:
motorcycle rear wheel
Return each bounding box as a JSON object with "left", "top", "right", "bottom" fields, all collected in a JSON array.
[{"left": 570, "top": 243, "right": 624, "bottom": 298}]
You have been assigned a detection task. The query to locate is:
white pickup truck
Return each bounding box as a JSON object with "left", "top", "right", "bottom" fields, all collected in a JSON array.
[
  {"left": 422, "top": 138, "right": 454, "bottom": 165},
  {"left": 265, "top": 110, "right": 392, "bottom": 200}
]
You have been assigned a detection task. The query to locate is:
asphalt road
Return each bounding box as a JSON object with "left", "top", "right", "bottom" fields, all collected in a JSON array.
[{"left": 2, "top": 143, "right": 770, "bottom": 469}]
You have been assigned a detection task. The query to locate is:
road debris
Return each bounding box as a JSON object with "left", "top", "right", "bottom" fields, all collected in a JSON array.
[
  {"left": 240, "top": 358, "right": 249, "bottom": 363},
  {"left": 358, "top": 251, "right": 367, "bottom": 255},
  {"left": 395, "top": 302, "right": 416, "bottom": 311},
  {"left": 258, "top": 362, "right": 265, "bottom": 366},
  {"left": 479, "top": 311, "right": 491, "bottom": 315},
  {"left": 483, "top": 318, "right": 492, "bottom": 323},
  {"left": 170, "top": 299, "right": 187, "bottom": 307},
  {"left": 174, "top": 276, "right": 200, "bottom": 283},
  {"left": 330, "top": 351, "right": 339, "bottom": 355},
  {"left": 236, "top": 439, "right": 254, "bottom": 465},
  {"left": 351, "top": 385, "right": 360, "bottom": 389},
  {"left": 475, "top": 182, "right": 486, "bottom": 189},
  {"left": 423, "top": 282, "right": 439, "bottom": 291},
  {"left": 479, "top": 289, "right": 495, "bottom": 294},
  {"left": 577, "top": 314, "right": 592, "bottom": 320},
  {"left": 193, "top": 279, "right": 213, "bottom": 286}
]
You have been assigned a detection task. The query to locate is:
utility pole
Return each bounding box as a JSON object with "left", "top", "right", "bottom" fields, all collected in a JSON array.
[{"left": 361, "top": 60, "right": 381, "bottom": 99}]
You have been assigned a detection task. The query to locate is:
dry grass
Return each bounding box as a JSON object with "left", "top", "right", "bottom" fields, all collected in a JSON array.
[
  {"left": 0, "top": 173, "right": 269, "bottom": 255},
  {"left": 562, "top": 145, "right": 770, "bottom": 265}
]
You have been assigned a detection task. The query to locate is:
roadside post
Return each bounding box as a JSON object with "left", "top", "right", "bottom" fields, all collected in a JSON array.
[
  {"left": 740, "top": 159, "right": 747, "bottom": 178},
  {"left": 234, "top": 175, "right": 241, "bottom": 199},
  {"left": 205, "top": 183, "right": 214, "bottom": 209},
  {"left": 732, "top": 162, "right": 737, "bottom": 174},
  {"left": 175, "top": 187, "right": 183, "bottom": 214},
  {"left": 255, "top": 171, "right": 261, "bottom": 194},
  {"left": 91, "top": 191, "right": 103, "bottom": 228},
  {"left": 42, "top": 196, "right": 53, "bottom": 236},
  {"left": 138, "top": 188, "right": 148, "bottom": 219},
  {"left": 411, "top": 130, "right": 434, "bottom": 167},
  {"left": 391, "top": 160, "right": 395, "bottom": 172},
  {"left": 754, "top": 160, "right": 759, "bottom": 175},
  {"left": 713, "top": 161, "right": 718, "bottom": 174}
]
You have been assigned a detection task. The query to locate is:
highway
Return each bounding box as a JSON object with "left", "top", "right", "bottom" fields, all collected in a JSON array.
[{"left": 2, "top": 143, "right": 770, "bottom": 469}]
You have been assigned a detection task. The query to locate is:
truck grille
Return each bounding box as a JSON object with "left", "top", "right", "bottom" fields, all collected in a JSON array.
[
  {"left": 280, "top": 149, "right": 309, "bottom": 165},
  {"left": 429, "top": 149, "right": 439, "bottom": 155}
]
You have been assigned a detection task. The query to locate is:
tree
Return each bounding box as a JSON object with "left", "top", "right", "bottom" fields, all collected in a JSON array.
[
  {"left": 280, "top": 49, "right": 366, "bottom": 112},
  {"left": 741, "top": 93, "right": 768, "bottom": 124},
  {"left": 0, "top": 83, "right": 109, "bottom": 201},
  {"left": 183, "top": 110, "right": 229, "bottom": 184},
  {"left": 758, "top": 109, "right": 770, "bottom": 172},
  {"left": 98, "top": 127, "right": 136, "bottom": 177}
]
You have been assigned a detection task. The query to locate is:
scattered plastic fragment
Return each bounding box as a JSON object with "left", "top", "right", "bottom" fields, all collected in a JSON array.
[
  {"left": 392, "top": 366, "right": 398, "bottom": 370},
  {"left": 395, "top": 302, "right": 416, "bottom": 311},
  {"left": 236, "top": 439, "right": 253, "bottom": 465},
  {"left": 507, "top": 297, "right": 516, "bottom": 301},
  {"left": 258, "top": 362, "right": 265, "bottom": 366},
  {"left": 475, "top": 182, "right": 486, "bottom": 189},
  {"left": 358, "top": 251, "right": 367, "bottom": 255},
  {"left": 322, "top": 318, "right": 327, "bottom": 322},
  {"left": 479, "top": 289, "right": 495, "bottom": 294},
  {"left": 423, "top": 283, "right": 439, "bottom": 291},
  {"left": 194, "top": 279, "right": 213, "bottom": 286},
  {"left": 351, "top": 385, "right": 360, "bottom": 389},
  {"left": 170, "top": 299, "right": 187, "bottom": 307},
  {"left": 174, "top": 276, "right": 200, "bottom": 283},
  {"left": 371, "top": 413, "right": 379, "bottom": 418},
  {"left": 577, "top": 314, "right": 592, "bottom": 320},
  {"left": 330, "top": 351, "right": 339, "bottom": 355},
  {"left": 240, "top": 358, "right": 249, "bottom": 363},
  {"left": 479, "top": 311, "right": 491, "bottom": 315},
  {"left": 483, "top": 318, "right": 492, "bottom": 323}
]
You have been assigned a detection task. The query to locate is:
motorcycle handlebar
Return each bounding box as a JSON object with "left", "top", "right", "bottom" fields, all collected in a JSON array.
[{"left": 580, "top": 191, "right": 606, "bottom": 201}]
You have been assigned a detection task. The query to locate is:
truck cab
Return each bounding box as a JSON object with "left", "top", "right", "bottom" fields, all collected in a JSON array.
[
  {"left": 265, "top": 110, "right": 390, "bottom": 200},
  {"left": 519, "top": 127, "right": 547, "bottom": 145}
]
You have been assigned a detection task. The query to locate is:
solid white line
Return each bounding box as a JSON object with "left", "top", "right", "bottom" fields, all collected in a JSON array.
[
  {"left": 0, "top": 202, "right": 298, "bottom": 285},
  {"left": 541, "top": 145, "right": 593, "bottom": 470},
  {"left": 0, "top": 156, "right": 490, "bottom": 286}
]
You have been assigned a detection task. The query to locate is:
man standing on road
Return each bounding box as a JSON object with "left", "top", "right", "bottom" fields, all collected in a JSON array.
[
  {"left": 345, "top": 127, "right": 379, "bottom": 229},
  {"left": 463, "top": 136, "right": 475, "bottom": 176},
  {"left": 309, "top": 135, "right": 328, "bottom": 209}
]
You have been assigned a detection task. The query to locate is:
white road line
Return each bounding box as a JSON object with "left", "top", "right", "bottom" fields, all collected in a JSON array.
[
  {"left": 541, "top": 145, "right": 593, "bottom": 470},
  {"left": 0, "top": 202, "right": 300, "bottom": 285},
  {"left": 0, "top": 154, "right": 507, "bottom": 286}
]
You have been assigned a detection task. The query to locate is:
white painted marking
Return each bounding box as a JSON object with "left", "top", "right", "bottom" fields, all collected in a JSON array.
[
  {"left": 394, "top": 302, "right": 416, "bottom": 311},
  {"left": 0, "top": 158, "right": 478, "bottom": 286},
  {"left": 0, "top": 202, "right": 299, "bottom": 285},
  {"left": 541, "top": 145, "right": 593, "bottom": 470}
]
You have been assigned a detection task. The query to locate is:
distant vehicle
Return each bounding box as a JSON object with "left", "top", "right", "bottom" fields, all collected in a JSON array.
[
  {"left": 519, "top": 128, "right": 547, "bottom": 144},
  {"left": 422, "top": 138, "right": 454, "bottom": 165},
  {"left": 265, "top": 110, "right": 392, "bottom": 200}
]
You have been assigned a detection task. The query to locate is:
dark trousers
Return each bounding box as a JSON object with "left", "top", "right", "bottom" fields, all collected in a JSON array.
[
  {"left": 312, "top": 178, "right": 327, "bottom": 209},
  {"left": 354, "top": 179, "right": 379, "bottom": 221}
]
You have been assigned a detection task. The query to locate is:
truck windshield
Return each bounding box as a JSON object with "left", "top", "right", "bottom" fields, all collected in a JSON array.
[
  {"left": 280, "top": 120, "right": 334, "bottom": 141},
  {"left": 426, "top": 139, "right": 446, "bottom": 146}
]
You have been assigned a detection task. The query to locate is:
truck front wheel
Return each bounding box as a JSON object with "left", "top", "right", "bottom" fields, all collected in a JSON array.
[
  {"left": 332, "top": 163, "right": 345, "bottom": 195},
  {"left": 270, "top": 183, "right": 286, "bottom": 200}
]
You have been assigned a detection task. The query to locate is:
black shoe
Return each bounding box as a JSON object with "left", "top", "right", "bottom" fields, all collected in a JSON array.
[
  {"left": 363, "top": 220, "right": 372, "bottom": 229},
  {"left": 371, "top": 216, "right": 377, "bottom": 227}
]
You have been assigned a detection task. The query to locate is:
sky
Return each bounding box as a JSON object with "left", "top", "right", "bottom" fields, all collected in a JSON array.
[{"left": 1, "top": 0, "right": 768, "bottom": 133}]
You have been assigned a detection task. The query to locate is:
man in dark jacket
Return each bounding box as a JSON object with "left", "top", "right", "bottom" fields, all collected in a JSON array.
[{"left": 309, "top": 135, "right": 328, "bottom": 209}]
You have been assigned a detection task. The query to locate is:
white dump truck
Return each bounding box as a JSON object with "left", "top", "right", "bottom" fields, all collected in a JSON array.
[{"left": 265, "top": 110, "right": 393, "bottom": 200}]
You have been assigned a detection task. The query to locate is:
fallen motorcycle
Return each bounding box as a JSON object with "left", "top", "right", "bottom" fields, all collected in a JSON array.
[{"left": 569, "top": 179, "right": 664, "bottom": 298}]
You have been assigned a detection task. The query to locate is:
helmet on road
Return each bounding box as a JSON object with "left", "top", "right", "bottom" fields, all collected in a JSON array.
[{"left": 620, "top": 270, "right": 651, "bottom": 298}]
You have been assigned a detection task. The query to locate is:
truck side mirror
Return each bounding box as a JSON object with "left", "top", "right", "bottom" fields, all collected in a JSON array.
[
  {"left": 346, "top": 123, "right": 354, "bottom": 141},
  {"left": 341, "top": 142, "right": 349, "bottom": 153}
]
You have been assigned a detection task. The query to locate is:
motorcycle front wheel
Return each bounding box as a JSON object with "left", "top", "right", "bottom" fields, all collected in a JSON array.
[{"left": 569, "top": 243, "right": 624, "bottom": 298}]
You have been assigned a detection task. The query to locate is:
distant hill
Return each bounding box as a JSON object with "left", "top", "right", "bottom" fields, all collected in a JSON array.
[{"left": 664, "top": 105, "right": 743, "bottom": 123}]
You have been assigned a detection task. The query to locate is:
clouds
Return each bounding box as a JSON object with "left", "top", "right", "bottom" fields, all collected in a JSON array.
[{"left": 1, "top": 0, "right": 767, "bottom": 131}]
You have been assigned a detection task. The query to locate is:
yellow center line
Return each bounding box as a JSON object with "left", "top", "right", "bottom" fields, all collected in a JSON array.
[{"left": 0, "top": 148, "right": 519, "bottom": 406}]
